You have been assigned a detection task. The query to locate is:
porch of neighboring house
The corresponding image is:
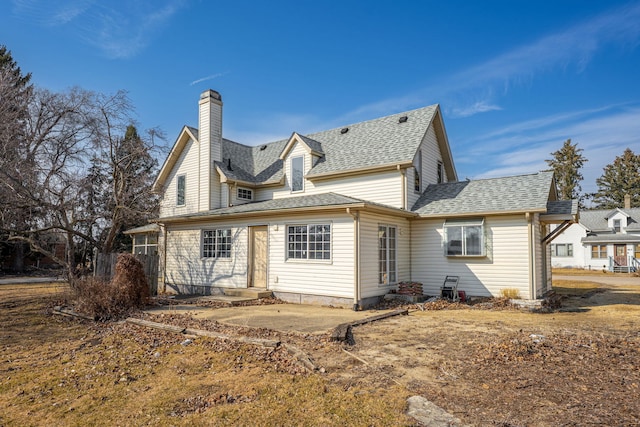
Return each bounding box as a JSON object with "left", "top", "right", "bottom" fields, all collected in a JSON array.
[{"left": 610, "top": 243, "right": 640, "bottom": 273}]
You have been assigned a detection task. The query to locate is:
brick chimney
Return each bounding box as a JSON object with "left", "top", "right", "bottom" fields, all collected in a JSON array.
[
  {"left": 198, "top": 90, "right": 223, "bottom": 211},
  {"left": 624, "top": 194, "right": 631, "bottom": 210}
]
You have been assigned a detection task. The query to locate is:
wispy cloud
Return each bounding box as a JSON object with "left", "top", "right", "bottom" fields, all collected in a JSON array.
[
  {"left": 464, "top": 105, "right": 640, "bottom": 193},
  {"left": 11, "top": 0, "right": 187, "bottom": 59},
  {"left": 347, "top": 2, "right": 640, "bottom": 120},
  {"left": 190, "top": 73, "right": 228, "bottom": 86},
  {"left": 450, "top": 101, "right": 502, "bottom": 118}
]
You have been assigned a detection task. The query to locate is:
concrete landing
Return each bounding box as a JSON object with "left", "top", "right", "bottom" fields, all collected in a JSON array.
[{"left": 223, "top": 288, "right": 272, "bottom": 299}]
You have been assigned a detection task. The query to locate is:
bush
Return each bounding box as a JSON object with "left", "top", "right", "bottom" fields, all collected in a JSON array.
[
  {"left": 500, "top": 288, "right": 521, "bottom": 299},
  {"left": 72, "top": 254, "right": 149, "bottom": 320}
]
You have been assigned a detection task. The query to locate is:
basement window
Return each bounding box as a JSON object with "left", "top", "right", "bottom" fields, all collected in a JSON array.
[{"left": 444, "top": 218, "right": 485, "bottom": 257}]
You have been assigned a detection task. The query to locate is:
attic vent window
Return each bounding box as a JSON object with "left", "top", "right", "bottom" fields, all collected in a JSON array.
[
  {"left": 226, "top": 158, "right": 233, "bottom": 171},
  {"left": 260, "top": 145, "right": 267, "bottom": 151},
  {"left": 340, "top": 127, "right": 349, "bottom": 134},
  {"left": 399, "top": 116, "right": 408, "bottom": 123}
]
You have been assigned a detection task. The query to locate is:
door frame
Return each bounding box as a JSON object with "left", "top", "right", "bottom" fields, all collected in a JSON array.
[
  {"left": 248, "top": 225, "right": 269, "bottom": 288},
  {"left": 614, "top": 244, "right": 627, "bottom": 266}
]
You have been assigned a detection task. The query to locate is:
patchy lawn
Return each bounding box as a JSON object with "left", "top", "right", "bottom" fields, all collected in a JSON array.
[
  {"left": 0, "top": 283, "right": 411, "bottom": 426},
  {"left": 2, "top": 276, "right": 640, "bottom": 426}
]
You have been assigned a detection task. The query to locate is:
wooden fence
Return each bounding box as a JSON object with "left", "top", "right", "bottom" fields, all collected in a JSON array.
[{"left": 94, "top": 253, "right": 159, "bottom": 296}]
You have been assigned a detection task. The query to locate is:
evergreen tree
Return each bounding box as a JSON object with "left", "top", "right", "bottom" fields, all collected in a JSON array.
[
  {"left": 0, "top": 45, "right": 33, "bottom": 272},
  {"left": 593, "top": 148, "right": 640, "bottom": 209},
  {"left": 545, "top": 139, "right": 587, "bottom": 202}
]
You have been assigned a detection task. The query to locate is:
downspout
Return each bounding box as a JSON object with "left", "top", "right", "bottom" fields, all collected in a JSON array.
[
  {"left": 161, "top": 223, "right": 168, "bottom": 294},
  {"left": 347, "top": 208, "right": 361, "bottom": 311},
  {"left": 526, "top": 212, "right": 535, "bottom": 300},
  {"left": 398, "top": 165, "right": 406, "bottom": 210}
]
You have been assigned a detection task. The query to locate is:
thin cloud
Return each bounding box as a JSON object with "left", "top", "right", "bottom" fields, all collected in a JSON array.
[
  {"left": 347, "top": 2, "right": 640, "bottom": 120},
  {"left": 449, "top": 101, "right": 502, "bottom": 118},
  {"left": 190, "top": 73, "right": 228, "bottom": 86},
  {"left": 10, "top": 0, "right": 187, "bottom": 59}
]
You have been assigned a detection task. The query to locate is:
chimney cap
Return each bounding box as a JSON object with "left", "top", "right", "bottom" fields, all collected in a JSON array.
[{"left": 200, "top": 89, "right": 222, "bottom": 101}]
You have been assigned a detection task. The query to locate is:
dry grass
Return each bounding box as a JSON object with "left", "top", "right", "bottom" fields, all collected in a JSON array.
[
  {"left": 0, "top": 283, "right": 413, "bottom": 426},
  {"left": 552, "top": 267, "right": 611, "bottom": 276}
]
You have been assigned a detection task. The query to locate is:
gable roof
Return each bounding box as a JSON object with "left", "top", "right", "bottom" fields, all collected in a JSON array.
[
  {"left": 579, "top": 207, "right": 640, "bottom": 232},
  {"left": 412, "top": 171, "right": 556, "bottom": 217},
  {"left": 155, "top": 104, "right": 458, "bottom": 190}
]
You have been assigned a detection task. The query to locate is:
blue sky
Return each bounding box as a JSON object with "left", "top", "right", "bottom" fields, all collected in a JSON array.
[{"left": 2, "top": 0, "right": 640, "bottom": 195}]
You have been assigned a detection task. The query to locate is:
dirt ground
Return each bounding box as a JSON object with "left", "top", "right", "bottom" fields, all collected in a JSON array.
[{"left": 1, "top": 274, "right": 640, "bottom": 426}]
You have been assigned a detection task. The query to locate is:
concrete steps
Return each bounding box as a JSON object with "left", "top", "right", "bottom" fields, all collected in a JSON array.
[{"left": 223, "top": 288, "right": 273, "bottom": 299}]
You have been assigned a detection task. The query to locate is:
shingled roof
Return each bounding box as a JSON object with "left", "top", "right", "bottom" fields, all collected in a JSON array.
[
  {"left": 578, "top": 208, "right": 640, "bottom": 232},
  {"left": 412, "top": 171, "right": 556, "bottom": 216},
  {"left": 208, "top": 104, "right": 453, "bottom": 185}
]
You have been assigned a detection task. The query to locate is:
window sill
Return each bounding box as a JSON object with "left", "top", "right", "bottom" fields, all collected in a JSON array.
[
  {"left": 201, "top": 257, "right": 233, "bottom": 262},
  {"left": 285, "top": 258, "right": 332, "bottom": 265},
  {"left": 446, "top": 254, "right": 486, "bottom": 258}
]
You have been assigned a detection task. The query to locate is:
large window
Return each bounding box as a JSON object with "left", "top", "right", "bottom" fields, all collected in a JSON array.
[
  {"left": 591, "top": 244, "right": 607, "bottom": 259},
  {"left": 291, "top": 156, "right": 304, "bottom": 192},
  {"left": 552, "top": 243, "right": 573, "bottom": 257},
  {"left": 202, "top": 229, "right": 231, "bottom": 258},
  {"left": 378, "top": 225, "right": 397, "bottom": 285},
  {"left": 444, "top": 218, "right": 484, "bottom": 256},
  {"left": 133, "top": 233, "right": 158, "bottom": 255},
  {"left": 176, "top": 175, "right": 186, "bottom": 206},
  {"left": 287, "top": 224, "right": 331, "bottom": 260}
]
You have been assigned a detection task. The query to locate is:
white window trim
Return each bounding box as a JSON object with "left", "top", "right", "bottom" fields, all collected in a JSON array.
[
  {"left": 176, "top": 174, "right": 186, "bottom": 207},
  {"left": 290, "top": 155, "right": 305, "bottom": 193},
  {"left": 237, "top": 187, "right": 253, "bottom": 201},
  {"left": 201, "top": 228, "right": 232, "bottom": 260},
  {"left": 552, "top": 243, "right": 573, "bottom": 257},
  {"left": 591, "top": 244, "right": 607, "bottom": 259},
  {"left": 378, "top": 224, "right": 398, "bottom": 286},
  {"left": 443, "top": 218, "right": 486, "bottom": 257},
  {"left": 285, "top": 223, "right": 332, "bottom": 263}
]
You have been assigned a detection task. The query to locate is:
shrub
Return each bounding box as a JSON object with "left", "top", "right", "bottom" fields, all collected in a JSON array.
[
  {"left": 500, "top": 288, "right": 521, "bottom": 299},
  {"left": 72, "top": 254, "right": 149, "bottom": 320}
]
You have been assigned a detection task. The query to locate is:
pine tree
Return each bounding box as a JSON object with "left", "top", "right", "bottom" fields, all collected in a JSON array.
[
  {"left": 593, "top": 148, "right": 640, "bottom": 209},
  {"left": 545, "top": 139, "right": 588, "bottom": 201}
]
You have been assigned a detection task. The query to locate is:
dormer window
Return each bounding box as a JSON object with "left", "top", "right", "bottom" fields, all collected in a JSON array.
[
  {"left": 414, "top": 150, "right": 422, "bottom": 192},
  {"left": 613, "top": 219, "right": 621, "bottom": 232},
  {"left": 291, "top": 156, "right": 304, "bottom": 192}
]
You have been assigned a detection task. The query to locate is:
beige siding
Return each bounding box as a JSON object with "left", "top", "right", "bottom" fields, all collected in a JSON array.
[
  {"left": 358, "top": 212, "right": 411, "bottom": 299},
  {"left": 407, "top": 124, "right": 446, "bottom": 210},
  {"left": 159, "top": 139, "right": 200, "bottom": 218},
  {"left": 259, "top": 141, "right": 404, "bottom": 207},
  {"left": 269, "top": 213, "right": 355, "bottom": 298},
  {"left": 164, "top": 222, "right": 248, "bottom": 290},
  {"left": 411, "top": 215, "right": 532, "bottom": 299},
  {"left": 162, "top": 212, "right": 355, "bottom": 298},
  {"left": 210, "top": 171, "right": 221, "bottom": 210}
]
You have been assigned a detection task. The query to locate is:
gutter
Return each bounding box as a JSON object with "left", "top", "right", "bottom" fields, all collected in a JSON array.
[{"left": 347, "top": 207, "right": 361, "bottom": 311}]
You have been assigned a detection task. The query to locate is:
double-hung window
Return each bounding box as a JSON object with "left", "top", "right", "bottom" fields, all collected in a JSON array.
[
  {"left": 287, "top": 224, "right": 331, "bottom": 260},
  {"left": 591, "top": 244, "right": 607, "bottom": 259},
  {"left": 176, "top": 175, "right": 186, "bottom": 206},
  {"left": 444, "top": 218, "right": 484, "bottom": 256},
  {"left": 202, "top": 229, "right": 232, "bottom": 258},
  {"left": 378, "top": 225, "right": 397, "bottom": 285},
  {"left": 291, "top": 156, "right": 304, "bottom": 192},
  {"left": 551, "top": 243, "right": 573, "bottom": 257}
]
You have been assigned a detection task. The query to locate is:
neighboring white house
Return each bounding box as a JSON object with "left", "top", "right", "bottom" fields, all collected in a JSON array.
[
  {"left": 131, "top": 89, "right": 577, "bottom": 308},
  {"left": 551, "top": 198, "right": 640, "bottom": 272}
]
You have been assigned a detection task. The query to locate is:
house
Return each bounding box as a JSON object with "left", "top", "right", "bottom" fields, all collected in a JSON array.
[
  {"left": 551, "top": 195, "right": 640, "bottom": 272},
  {"left": 133, "top": 89, "right": 577, "bottom": 308}
]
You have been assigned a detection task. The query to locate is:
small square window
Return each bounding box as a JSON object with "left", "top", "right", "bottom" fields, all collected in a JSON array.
[{"left": 237, "top": 187, "right": 253, "bottom": 200}]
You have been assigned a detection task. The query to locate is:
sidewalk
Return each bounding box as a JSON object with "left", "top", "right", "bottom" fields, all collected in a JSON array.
[{"left": 0, "top": 276, "right": 64, "bottom": 285}]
